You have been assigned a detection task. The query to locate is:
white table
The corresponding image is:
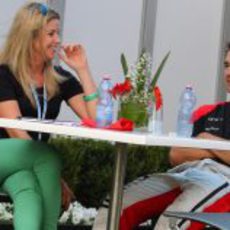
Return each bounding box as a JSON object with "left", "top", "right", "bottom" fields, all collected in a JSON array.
[{"left": 0, "top": 118, "right": 230, "bottom": 230}]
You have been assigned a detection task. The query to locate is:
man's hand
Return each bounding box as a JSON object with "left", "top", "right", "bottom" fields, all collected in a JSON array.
[
  {"left": 169, "top": 146, "right": 214, "bottom": 166},
  {"left": 61, "top": 179, "right": 75, "bottom": 211},
  {"left": 196, "top": 132, "right": 223, "bottom": 141},
  {"left": 170, "top": 132, "right": 215, "bottom": 166}
]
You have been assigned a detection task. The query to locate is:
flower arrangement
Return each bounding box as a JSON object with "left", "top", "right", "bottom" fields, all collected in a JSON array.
[
  {"left": 59, "top": 201, "right": 97, "bottom": 225},
  {"left": 0, "top": 203, "right": 13, "bottom": 222},
  {"left": 0, "top": 201, "right": 97, "bottom": 226},
  {"left": 111, "top": 51, "right": 170, "bottom": 129}
]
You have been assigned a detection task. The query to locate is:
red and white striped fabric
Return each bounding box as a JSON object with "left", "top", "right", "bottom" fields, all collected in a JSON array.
[{"left": 93, "top": 159, "right": 230, "bottom": 230}]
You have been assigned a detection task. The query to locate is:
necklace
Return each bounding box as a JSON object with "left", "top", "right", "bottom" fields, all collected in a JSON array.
[{"left": 30, "top": 83, "right": 48, "bottom": 140}]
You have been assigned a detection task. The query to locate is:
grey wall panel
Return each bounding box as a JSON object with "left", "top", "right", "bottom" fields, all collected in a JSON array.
[{"left": 139, "top": 0, "right": 158, "bottom": 56}]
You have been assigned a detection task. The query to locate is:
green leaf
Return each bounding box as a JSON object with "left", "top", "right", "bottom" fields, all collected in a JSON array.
[
  {"left": 149, "top": 51, "right": 171, "bottom": 90},
  {"left": 121, "top": 53, "right": 129, "bottom": 76},
  {"left": 118, "top": 101, "right": 149, "bottom": 127}
]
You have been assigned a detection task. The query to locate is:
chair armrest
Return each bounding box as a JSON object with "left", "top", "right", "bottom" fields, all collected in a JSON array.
[{"left": 164, "top": 211, "right": 230, "bottom": 230}]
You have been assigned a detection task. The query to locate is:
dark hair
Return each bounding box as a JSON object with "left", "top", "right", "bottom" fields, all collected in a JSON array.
[{"left": 226, "top": 43, "right": 230, "bottom": 54}]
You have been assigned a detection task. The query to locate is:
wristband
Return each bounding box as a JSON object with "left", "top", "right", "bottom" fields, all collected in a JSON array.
[{"left": 83, "top": 92, "right": 99, "bottom": 102}]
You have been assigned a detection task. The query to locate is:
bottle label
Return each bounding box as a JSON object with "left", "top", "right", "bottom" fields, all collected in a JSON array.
[
  {"left": 96, "top": 105, "right": 113, "bottom": 127},
  {"left": 96, "top": 78, "right": 114, "bottom": 127}
]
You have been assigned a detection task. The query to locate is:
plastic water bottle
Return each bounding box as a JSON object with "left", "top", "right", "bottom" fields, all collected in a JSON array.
[
  {"left": 96, "top": 77, "right": 114, "bottom": 127},
  {"left": 176, "top": 86, "right": 196, "bottom": 137}
]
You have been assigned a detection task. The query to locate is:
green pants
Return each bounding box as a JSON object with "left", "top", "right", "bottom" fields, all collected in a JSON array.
[{"left": 0, "top": 139, "right": 61, "bottom": 230}]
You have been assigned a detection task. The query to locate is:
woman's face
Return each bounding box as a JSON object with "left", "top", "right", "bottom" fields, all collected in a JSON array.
[
  {"left": 224, "top": 50, "right": 230, "bottom": 93},
  {"left": 33, "top": 19, "right": 60, "bottom": 62}
]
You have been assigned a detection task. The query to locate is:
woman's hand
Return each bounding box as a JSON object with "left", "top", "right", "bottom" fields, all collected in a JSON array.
[
  {"left": 61, "top": 178, "right": 75, "bottom": 211},
  {"left": 59, "top": 43, "right": 97, "bottom": 119},
  {"left": 58, "top": 44, "right": 89, "bottom": 74}
]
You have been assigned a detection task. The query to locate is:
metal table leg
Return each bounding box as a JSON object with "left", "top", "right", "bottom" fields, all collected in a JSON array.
[{"left": 107, "top": 143, "right": 127, "bottom": 230}]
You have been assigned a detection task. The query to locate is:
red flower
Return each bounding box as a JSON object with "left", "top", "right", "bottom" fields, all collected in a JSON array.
[
  {"left": 107, "top": 118, "right": 134, "bottom": 131},
  {"left": 153, "top": 86, "right": 163, "bottom": 111},
  {"left": 110, "top": 79, "right": 132, "bottom": 99}
]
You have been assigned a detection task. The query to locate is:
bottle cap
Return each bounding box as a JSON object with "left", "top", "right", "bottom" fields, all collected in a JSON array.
[
  {"left": 185, "top": 84, "right": 193, "bottom": 89},
  {"left": 102, "top": 74, "right": 111, "bottom": 80}
]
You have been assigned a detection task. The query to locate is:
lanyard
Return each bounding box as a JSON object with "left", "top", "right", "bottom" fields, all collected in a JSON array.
[{"left": 30, "top": 83, "right": 48, "bottom": 140}]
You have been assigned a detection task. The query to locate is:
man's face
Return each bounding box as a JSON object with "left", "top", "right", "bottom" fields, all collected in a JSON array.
[{"left": 224, "top": 50, "right": 230, "bottom": 93}]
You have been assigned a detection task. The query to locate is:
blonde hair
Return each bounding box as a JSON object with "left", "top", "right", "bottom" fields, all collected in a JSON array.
[{"left": 0, "top": 2, "right": 62, "bottom": 106}]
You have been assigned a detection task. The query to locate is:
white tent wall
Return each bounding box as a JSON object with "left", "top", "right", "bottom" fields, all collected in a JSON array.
[
  {"left": 0, "top": 0, "right": 28, "bottom": 46},
  {"left": 152, "top": 0, "right": 226, "bottom": 132},
  {"left": 57, "top": 0, "right": 143, "bottom": 121},
  {"left": 52, "top": 0, "right": 230, "bottom": 132}
]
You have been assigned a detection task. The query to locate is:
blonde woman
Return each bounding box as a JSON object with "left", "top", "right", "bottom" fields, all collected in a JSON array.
[{"left": 0, "top": 2, "right": 97, "bottom": 230}]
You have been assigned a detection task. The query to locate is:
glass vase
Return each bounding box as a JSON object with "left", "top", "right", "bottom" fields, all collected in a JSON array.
[
  {"left": 148, "top": 105, "right": 163, "bottom": 135},
  {"left": 118, "top": 100, "right": 154, "bottom": 131}
]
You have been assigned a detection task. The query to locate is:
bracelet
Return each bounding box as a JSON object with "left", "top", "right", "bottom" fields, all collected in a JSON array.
[{"left": 83, "top": 92, "right": 99, "bottom": 102}]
